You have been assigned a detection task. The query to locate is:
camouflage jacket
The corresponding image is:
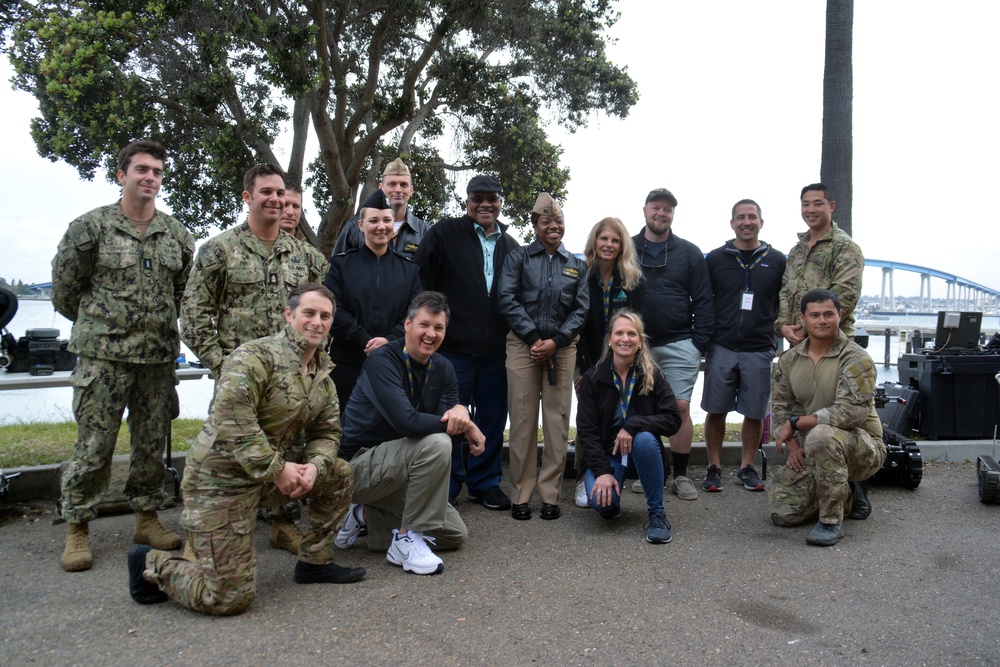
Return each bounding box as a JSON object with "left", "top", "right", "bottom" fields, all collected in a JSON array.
[
  {"left": 182, "top": 325, "right": 341, "bottom": 493},
  {"left": 51, "top": 202, "right": 195, "bottom": 364},
  {"left": 771, "top": 330, "right": 883, "bottom": 444},
  {"left": 181, "top": 223, "right": 329, "bottom": 374},
  {"left": 774, "top": 222, "right": 863, "bottom": 337}
]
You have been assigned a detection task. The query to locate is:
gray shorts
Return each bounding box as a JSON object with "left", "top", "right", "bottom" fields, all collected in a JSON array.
[
  {"left": 700, "top": 343, "right": 772, "bottom": 419},
  {"left": 650, "top": 338, "right": 701, "bottom": 401}
]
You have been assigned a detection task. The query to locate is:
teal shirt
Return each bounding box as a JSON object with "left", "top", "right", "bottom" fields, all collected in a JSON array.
[{"left": 474, "top": 222, "right": 502, "bottom": 293}]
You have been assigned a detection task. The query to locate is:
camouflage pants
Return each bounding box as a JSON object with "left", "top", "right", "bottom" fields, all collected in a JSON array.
[
  {"left": 256, "top": 435, "right": 305, "bottom": 522},
  {"left": 60, "top": 357, "right": 176, "bottom": 523},
  {"left": 148, "top": 457, "right": 353, "bottom": 616},
  {"left": 768, "top": 424, "right": 886, "bottom": 526}
]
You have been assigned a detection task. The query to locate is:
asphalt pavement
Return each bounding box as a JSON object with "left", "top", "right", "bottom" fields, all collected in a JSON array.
[{"left": 1, "top": 461, "right": 998, "bottom": 667}]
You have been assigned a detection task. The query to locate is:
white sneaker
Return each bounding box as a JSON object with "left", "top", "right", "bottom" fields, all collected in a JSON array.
[
  {"left": 574, "top": 481, "right": 589, "bottom": 508},
  {"left": 386, "top": 529, "right": 444, "bottom": 575},
  {"left": 334, "top": 504, "right": 365, "bottom": 550},
  {"left": 631, "top": 479, "right": 644, "bottom": 493}
]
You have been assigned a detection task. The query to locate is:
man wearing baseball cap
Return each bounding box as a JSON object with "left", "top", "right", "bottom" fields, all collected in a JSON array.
[
  {"left": 415, "top": 175, "right": 520, "bottom": 512},
  {"left": 631, "top": 188, "right": 714, "bottom": 501}
]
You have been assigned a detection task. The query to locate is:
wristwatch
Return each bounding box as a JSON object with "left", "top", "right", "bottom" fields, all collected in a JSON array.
[{"left": 789, "top": 414, "right": 800, "bottom": 433}]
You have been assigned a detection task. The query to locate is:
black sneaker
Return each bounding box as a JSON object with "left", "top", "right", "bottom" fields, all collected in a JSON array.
[
  {"left": 468, "top": 486, "right": 512, "bottom": 511},
  {"left": 128, "top": 545, "right": 168, "bottom": 605},
  {"left": 644, "top": 512, "right": 672, "bottom": 544},
  {"left": 702, "top": 465, "right": 723, "bottom": 492},
  {"left": 737, "top": 465, "right": 765, "bottom": 491},
  {"left": 294, "top": 561, "right": 366, "bottom": 584},
  {"left": 805, "top": 522, "right": 844, "bottom": 546}
]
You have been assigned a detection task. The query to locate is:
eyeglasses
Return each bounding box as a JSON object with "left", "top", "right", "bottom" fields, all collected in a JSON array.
[
  {"left": 637, "top": 241, "right": 667, "bottom": 268},
  {"left": 469, "top": 194, "right": 501, "bottom": 204}
]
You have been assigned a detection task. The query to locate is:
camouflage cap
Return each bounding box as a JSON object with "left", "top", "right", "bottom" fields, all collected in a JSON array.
[
  {"left": 532, "top": 193, "right": 562, "bottom": 217},
  {"left": 382, "top": 158, "right": 411, "bottom": 178},
  {"left": 645, "top": 188, "right": 678, "bottom": 207}
]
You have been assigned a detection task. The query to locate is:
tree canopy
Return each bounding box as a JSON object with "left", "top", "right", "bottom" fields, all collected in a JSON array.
[{"left": 3, "top": 0, "right": 638, "bottom": 252}]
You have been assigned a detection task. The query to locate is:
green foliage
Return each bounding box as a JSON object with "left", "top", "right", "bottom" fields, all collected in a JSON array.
[{"left": 2, "top": 0, "right": 638, "bottom": 249}]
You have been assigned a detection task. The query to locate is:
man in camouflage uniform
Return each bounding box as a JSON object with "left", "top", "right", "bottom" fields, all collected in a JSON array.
[
  {"left": 129, "top": 283, "right": 364, "bottom": 615},
  {"left": 52, "top": 140, "right": 195, "bottom": 572},
  {"left": 279, "top": 180, "right": 306, "bottom": 241},
  {"left": 774, "top": 183, "right": 864, "bottom": 346},
  {"left": 181, "top": 164, "right": 329, "bottom": 554},
  {"left": 769, "top": 289, "right": 886, "bottom": 546}
]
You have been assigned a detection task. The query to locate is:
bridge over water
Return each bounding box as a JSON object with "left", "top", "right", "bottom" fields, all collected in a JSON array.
[{"left": 866, "top": 259, "right": 1000, "bottom": 312}]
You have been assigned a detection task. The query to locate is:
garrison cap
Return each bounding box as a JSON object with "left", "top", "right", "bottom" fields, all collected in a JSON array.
[
  {"left": 532, "top": 193, "right": 562, "bottom": 217},
  {"left": 381, "top": 158, "right": 411, "bottom": 178}
]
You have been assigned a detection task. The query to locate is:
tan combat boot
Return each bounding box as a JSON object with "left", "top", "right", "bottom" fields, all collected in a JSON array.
[
  {"left": 134, "top": 511, "right": 182, "bottom": 550},
  {"left": 61, "top": 522, "right": 93, "bottom": 572},
  {"left": 269, "top": 520, "right": 303, "bottom": 554}
]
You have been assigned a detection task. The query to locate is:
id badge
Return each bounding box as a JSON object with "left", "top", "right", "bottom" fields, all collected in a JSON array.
[{"left": 741, "top": 291, "right": 754, "bottom": 311}]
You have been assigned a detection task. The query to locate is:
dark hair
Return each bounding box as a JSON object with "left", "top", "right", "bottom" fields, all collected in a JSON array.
[
  {"left": 284, "top": 180, "right": 303, "bottom": 195},
  {"left": 731, "top": 199, "right": 762, "bottom": 220},
  {"left": 800, "top": 288, "right": 841, "bottom": 313},
  {"left": 288, "top": 282, "right": 335, "bottom": 313},
  {"left": 407, "top": 291, "right": 450, "bottom": 324},
  {"left": 800, "top": 183, "right": 833, "bottom": 202},
  {"left": 117, "top": 140, "right": 167, "bottom": 174},
  {"left": 243, "top": 163, "right": 286, "bottom": 194}
]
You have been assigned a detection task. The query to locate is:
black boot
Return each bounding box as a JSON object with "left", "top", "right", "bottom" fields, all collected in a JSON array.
[
  {"left": 294, "top": 560, "right": 366, "bottom": 584},
  {"left": 847, "top": 480, "right": 871, "bottom": 520},
  {"left": 128, "top": 545, "right": 168, "bottom": 604}
]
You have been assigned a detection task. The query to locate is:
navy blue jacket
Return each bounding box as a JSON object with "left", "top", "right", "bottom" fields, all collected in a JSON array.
[
  {"left": 340, "top": 339, "right": 459, "bottom": 459},
  {"left": 414, "top": 215, "right": 519, "bottom": 356},
  {"left": 631, "top": 231, "right": 714, "bottom": 352},
  {"left": 705, "top": 240, "right": 785, "bottom": 353}
]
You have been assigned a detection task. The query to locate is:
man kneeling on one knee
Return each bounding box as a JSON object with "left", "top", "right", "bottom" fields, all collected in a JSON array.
[
  {"left": 128, "top": 283, "right": 363, "bottom": 616},
  {"left": 335, "top": 291, "right": 485, "bottom": 575},
  {"left": 769, "top": 288, "right": 886, "bottom": 546}
]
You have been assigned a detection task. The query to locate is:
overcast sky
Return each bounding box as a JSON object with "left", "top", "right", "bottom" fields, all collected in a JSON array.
[{"left": 2, "top": 1, "right": 997, "bottom": 301}]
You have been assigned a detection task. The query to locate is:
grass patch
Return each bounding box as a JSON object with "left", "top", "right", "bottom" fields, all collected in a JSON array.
[
  {"left": 3, "top": 420, "right": 751, "bottom": 468},
  {"left": 0, "top": 419, "right": 204, "bottom": 468}
]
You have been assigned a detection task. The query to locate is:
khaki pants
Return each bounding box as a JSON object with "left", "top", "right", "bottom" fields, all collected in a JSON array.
[
  {"left": 505, "top": 333, "right": 577, "bottom": 505},
  {"left": 350, "top": 433, "right": 467, "bottom": 551}
]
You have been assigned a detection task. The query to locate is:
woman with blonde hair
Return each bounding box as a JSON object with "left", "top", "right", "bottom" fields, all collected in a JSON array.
[
  {"left": 574, "top": 217, "right": 645, "bottom": 506},
  {"left": 575, "top": 310, "right": 681, "bottom": 543}
]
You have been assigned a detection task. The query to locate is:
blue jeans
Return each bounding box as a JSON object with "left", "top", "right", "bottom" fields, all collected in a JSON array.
[
  {"left": 440, "top": 351, "right": 508, "bottom": 497},
  {"left": 583, "top": 432, "right": 664, "bottom": 517}
]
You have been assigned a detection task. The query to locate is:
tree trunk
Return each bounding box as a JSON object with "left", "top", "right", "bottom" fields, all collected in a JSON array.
[{"left": 821, "top": 0, "right": 853, "bottom": 236}]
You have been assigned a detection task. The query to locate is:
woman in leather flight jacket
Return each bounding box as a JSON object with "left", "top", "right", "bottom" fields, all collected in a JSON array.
[{"left": 498, "top": 193, "right": 589, "bottom": 521}]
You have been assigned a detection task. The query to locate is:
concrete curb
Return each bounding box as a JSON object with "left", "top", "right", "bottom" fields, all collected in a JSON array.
[{"left": 5, "top": 439, "right": 998, "bottom": 505}]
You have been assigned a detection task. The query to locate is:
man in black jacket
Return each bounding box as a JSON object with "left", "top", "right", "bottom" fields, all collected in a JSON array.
[
  {"left": 336, "top": 292, "right": 486, "bottom": 575},
  {"left": 631, "top": 188, "right": 714, "bottom": 501},
  {"left": 701, "top": 199, "right": 785, "bottom": 493},
  {"left": 414, "top": 175, "right": 519, "bottom": 511}
]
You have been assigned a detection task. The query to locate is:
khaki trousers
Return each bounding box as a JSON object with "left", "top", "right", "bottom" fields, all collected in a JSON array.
[{"left": 505, "top": 333, "right": 577, "bottom": 505}]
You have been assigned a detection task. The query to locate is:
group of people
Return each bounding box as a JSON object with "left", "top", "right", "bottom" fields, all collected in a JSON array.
[{"left": 51, "top": 139, "right": 886, "bottom": 617}]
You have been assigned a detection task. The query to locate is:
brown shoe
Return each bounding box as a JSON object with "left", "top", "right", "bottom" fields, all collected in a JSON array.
[
  {"left": 61, "top": 522, "right": 93, "bottom": 572},
  {"left": 134, "top": 511, "right": 182, "bottom": 550},
  {"left": 269, "top": 520, "right": 303, "bottom": 554}
]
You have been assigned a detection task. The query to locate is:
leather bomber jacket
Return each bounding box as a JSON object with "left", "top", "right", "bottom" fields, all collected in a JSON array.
[{"left": 497, "top": 240, "right": 590, "bottom": 348}]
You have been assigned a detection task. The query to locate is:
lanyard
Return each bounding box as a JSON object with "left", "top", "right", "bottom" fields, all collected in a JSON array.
[
  {"left": 735, "top": 247, "right": 768, "bottom": 290},
  {"left": 613, "top": 365, "right": 637, "bottom": 422},
  {"left": 402, "top": 346, "right": 431, "bottom": 406},
  {"left": 601, "top": 276, "right": 614, "bottom": 332}
]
